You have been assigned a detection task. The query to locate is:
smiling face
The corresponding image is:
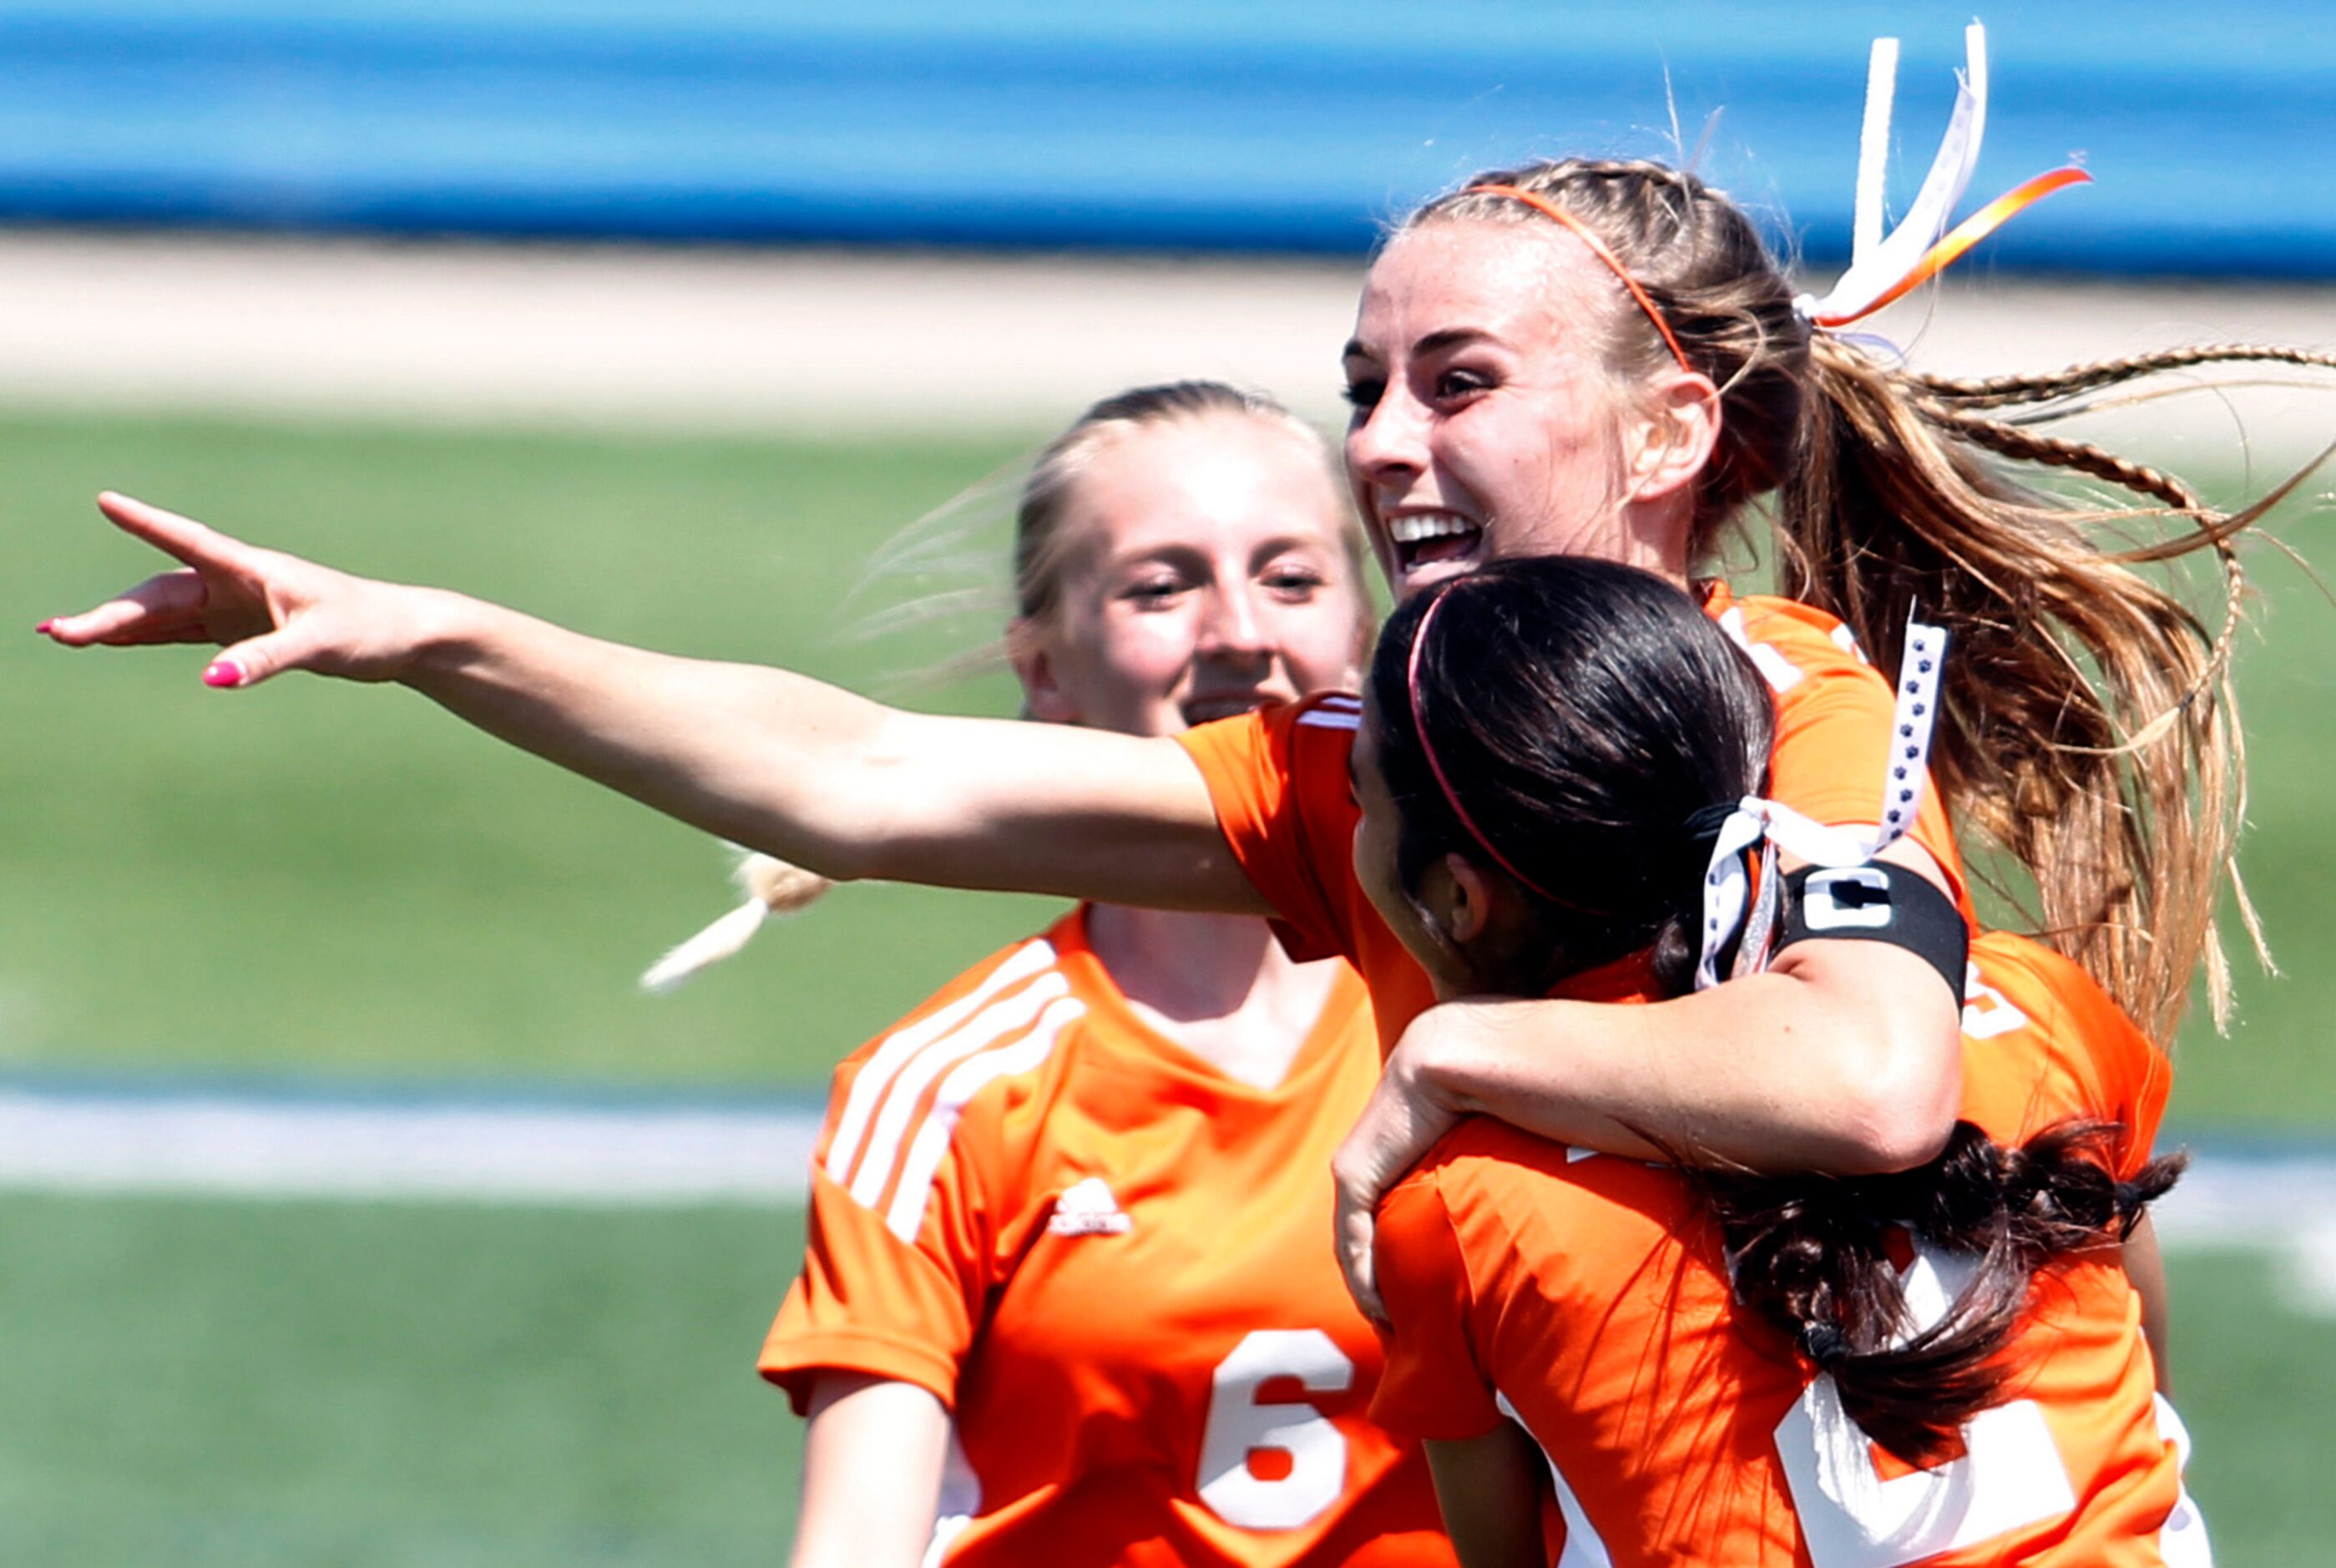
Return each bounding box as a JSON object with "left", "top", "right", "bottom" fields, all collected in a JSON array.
[
  {"left": 1342, "top": 218, "right": 1696, "bottom": 598},
  {"left": 1014, "top": 412, "right": 1370, "bottom": 738}
]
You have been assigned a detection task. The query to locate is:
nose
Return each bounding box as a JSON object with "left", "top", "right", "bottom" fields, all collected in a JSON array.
[
  {"left": 1344, "top": 382, "right": 1428, "bottom": 494},
  {"left": 1196, "top": 581, "right": 1271, "bottom": 664}
]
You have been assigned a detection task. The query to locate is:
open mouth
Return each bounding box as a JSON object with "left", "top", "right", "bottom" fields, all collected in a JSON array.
[{"left": 1385, "top": 511, "right": 1484, "bottom": 587}]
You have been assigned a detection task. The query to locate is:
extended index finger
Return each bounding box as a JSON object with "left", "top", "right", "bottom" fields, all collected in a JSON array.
[{"left": 95, "top": 491, "right": 262, "bottom": 575}]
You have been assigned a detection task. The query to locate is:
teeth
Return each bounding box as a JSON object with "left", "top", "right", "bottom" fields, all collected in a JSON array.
[{"left": 1387, "top": 513, "right": 1478, "bottom": 544}]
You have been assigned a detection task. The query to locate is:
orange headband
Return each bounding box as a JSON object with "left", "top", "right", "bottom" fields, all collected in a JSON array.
[{"left": 1467, "top": 183, "right": 1693, "bottom": 375}]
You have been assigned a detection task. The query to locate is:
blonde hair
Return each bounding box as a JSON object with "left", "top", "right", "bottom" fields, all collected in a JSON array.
[{"left": 1411, "top": 157, "right": 2328, "bottom": 1041}]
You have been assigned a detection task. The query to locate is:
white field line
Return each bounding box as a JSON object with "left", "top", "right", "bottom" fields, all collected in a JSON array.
[
  {"left": 0, "top": 1087, "right": 818, "bottom": 1207},
  {"left": 1, "top": 1081, "right": 2331, "bottom": 1287}
]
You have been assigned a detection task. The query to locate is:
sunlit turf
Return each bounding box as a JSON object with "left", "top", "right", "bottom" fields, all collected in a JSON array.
[
  {"left": 3, "top": 408, "right": 2333, "bottom": 1127},
  {"left": 0, "top": 1192, "right": 2321, "bottom": 1565},
  {"left": 0, "top": 1192, "right": 806, "bottom": 1568},
  {"left": 2162, "top": 1247, "right": 2336, "bottom": 1567}
]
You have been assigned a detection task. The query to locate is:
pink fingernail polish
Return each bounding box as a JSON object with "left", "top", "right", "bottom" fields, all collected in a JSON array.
[
  {"left": 34, "top": 620, "right": 53, "bottom": 635},
  {"left": 201, "top": 660, "right": 245, "bottom": 689}
]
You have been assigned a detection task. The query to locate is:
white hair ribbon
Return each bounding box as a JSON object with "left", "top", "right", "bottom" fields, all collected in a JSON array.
[
  {"left": 1694, "top": 618, "right": 1949, "bottom": 990},
  {"left": 1792, "top": 24, "right": 2090, "bottom": 332}
]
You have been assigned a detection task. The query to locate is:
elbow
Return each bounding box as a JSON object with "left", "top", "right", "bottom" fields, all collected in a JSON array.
[
  {"left": 1826, "top": 1001, "right": 1961, "bottom": 1175},
  {"left": 1768, "top": 945, "right": 1964, "bottom": 1175},
  {"left": 1831, "top": 1083, "right": 1956, "bottom": 1174}
]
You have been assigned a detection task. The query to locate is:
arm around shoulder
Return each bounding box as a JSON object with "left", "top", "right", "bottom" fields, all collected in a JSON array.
[{"left": 1398, "top": 931, "right": 1962, "bottom": 1176}]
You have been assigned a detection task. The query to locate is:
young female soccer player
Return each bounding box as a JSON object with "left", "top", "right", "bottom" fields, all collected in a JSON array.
[
  {"left": 762, "top": 382, "right": 1451, "bottom": 1568},
  {"left": 1353, "top": 555, "right": 2203, "bottom": 1566}
]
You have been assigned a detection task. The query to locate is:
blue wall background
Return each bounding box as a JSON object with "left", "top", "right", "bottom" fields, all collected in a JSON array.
[{"left": 1, "top": 1, "right": 2328, "bottom": 276}]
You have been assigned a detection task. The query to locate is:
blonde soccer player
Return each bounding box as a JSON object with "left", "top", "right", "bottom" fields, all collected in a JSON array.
[{"left": 762, "top": 382, "right": 1452, "bottom": 1567}]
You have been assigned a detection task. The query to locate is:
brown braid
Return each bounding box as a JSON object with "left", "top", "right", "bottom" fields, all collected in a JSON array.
[
  {"left": 1915, "top": 343, "right": 2336, "bottom": 412},
  {"left": 1405, "top": 158, "right": 2329, "bottom": 1041}
]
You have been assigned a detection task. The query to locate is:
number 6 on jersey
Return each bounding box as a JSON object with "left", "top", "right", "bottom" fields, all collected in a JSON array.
[{"left": 1196, "top": 1330, "right": 1354, "bottom": 1530}]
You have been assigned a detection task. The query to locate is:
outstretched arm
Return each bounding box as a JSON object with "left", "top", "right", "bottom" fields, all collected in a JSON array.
[{"left": 42, "top": 493, "right": 1262, "bottom": 913}]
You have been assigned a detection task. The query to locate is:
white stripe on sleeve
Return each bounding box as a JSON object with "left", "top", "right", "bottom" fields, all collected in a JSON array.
[
  {"left": 847, "top": 971, "right": 1073, "bottom": 1211},
  {"left": 823, "top": 939, "right": 1057, "bottom": 1186},
  {"left": 884, "top": 995, "right": 1087, "bottom": 1242}
]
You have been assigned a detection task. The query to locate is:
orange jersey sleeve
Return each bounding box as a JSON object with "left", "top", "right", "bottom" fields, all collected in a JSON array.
[
  {"left": 1177, "top": 696, "right": 1440, "bottom": 1052},
  {"left": 1370, "top": 1169, "right": 1505, "bottom": 1443},
  {"left": 761, "top": 934, "right": 1074, "bottom": 1413},
  {"left": 1959, "top": 932, "right": 2175, "bottom": 1178},
  {"left": 1174, "top": 694, "right": 1367, "bottom": 964}
]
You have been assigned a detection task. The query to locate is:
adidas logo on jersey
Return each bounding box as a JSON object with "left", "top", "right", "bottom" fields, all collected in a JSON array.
[{"left": 1047, "top": 1176, "right": 1132, "bottom": 1237}]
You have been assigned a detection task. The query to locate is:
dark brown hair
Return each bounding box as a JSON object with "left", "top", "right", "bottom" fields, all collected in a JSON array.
[
  {"left": 1369, "top": 554, "right": 2180, "bottom": 1464},
  {"left": 1369, "top": 557, "right": 1771, "bottom": 993}
]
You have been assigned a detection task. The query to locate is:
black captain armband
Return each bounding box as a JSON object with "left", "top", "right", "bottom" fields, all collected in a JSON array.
[{"left": 1775, "top": 862, "right": 1968, "bottom": 999}]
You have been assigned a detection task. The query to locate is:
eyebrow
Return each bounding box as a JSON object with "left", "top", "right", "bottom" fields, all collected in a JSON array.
[
  {"left": 1342, "top": 326, "right": 1499, "bottom": 363},
  {"left": 1415, "top": 326, "right": 1498, "bottom": 356}
]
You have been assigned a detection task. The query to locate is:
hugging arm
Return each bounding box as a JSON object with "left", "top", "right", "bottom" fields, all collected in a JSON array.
[
  {"left": 1335, "top": 842, "right": 1961, "bottom": 1319},
  {"left": 1423, "top": 1427, "right": 1552, "bottom": 1568},
  {"left": 43, "top": 494, "right": 1265, "bottom": 915}
]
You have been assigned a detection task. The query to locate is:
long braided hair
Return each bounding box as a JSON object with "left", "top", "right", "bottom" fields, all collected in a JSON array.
[{"left": 1409, "top": 159, "right": 2328, "bottom": 1040}]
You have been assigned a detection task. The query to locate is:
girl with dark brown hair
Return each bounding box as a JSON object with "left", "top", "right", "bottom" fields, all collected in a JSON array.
[{"left": 1353, "top": 555, "right": 2197, "bottom": 1566}]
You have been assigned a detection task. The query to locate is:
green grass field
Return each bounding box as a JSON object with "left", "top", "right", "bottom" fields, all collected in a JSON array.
[
  {"left": 4, "top": 409, "right": 2334, "bottom": 1562},
  {"left": 3, "top": 412, "right": 1068, "bottom": 1088},
  {"left": 0, "top": 1191, "right": 2323, "bottom": 1567}
]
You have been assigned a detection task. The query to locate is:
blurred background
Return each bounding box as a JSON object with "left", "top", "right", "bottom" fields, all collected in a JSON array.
[{"left": 3, "top": 3, "right": 2332, "bottom": 1563}]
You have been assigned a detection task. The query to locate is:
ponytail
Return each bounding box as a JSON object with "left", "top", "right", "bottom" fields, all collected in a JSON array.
[
  {"left": 1781, "top": 335, "right": 2325, "bottom": 1039},
  {"left": 1707, "top": 1120, "right": 2184, "bottom": 1465}
]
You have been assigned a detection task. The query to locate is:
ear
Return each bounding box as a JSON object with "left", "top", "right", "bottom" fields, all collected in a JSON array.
[
  {"left": 1417, "top": 852, "right": 1502, "bottom": 950},
  {"left": 1009, "top": 620, "right": 1081, "bottom": 724},
  {"left": 1625, "top": 369, "right": 1723, "bottom": 505}
]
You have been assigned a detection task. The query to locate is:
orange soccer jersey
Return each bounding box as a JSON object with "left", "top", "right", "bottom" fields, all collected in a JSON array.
[
  {"left": 760, "top": 908, "right": 1455, "bottom": 1568},
  {"left": 1370, "top": 933, "right": 2206, "bottom": 1567},
  {"left": 1175, "top": 583, "right": 1970, "bottom": 1054}
]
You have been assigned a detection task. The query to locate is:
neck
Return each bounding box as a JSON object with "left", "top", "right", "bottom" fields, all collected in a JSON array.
[
  {"left": 1614, "top": 491, "right": 1696, "bottom": 587},
  {"left": 1082, "top": 903, "right": 1344, "bottom": 1091}
]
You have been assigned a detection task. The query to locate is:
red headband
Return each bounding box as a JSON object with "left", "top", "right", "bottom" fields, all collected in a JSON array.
[
  {"left": 1404, "top": 586, "right": 1567, "bottom": 907},
  {"left": 1468, "top": 183, "right": 1694, "bottom": 375}
]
